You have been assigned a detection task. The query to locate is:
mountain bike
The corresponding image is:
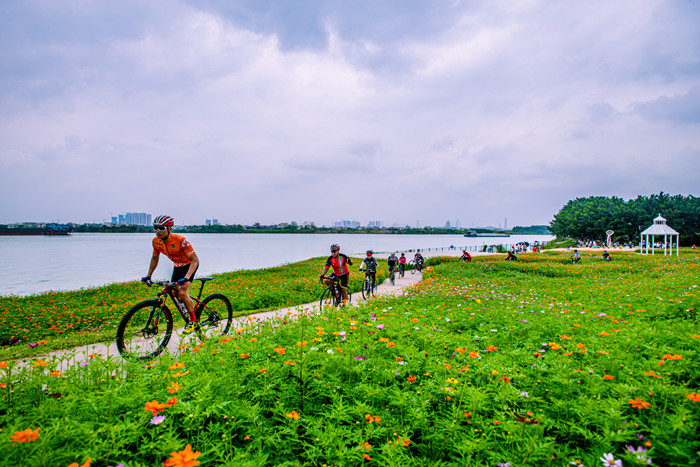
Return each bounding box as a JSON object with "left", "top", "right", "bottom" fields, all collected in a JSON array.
[
  {"left": 361, "top": 270, "right": 377, "bottom": 299},
  {"left": 116, "top": 277, "right": 232, "bottom": 360},
  {"left": 319, "top": 275, "right": 352, "bottom": 310},
  {"left": 409, "top": 259, "right": 424, "bottom": 274}
]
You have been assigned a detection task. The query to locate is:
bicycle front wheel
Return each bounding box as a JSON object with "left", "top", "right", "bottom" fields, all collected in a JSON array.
[
  {"left": 116, "top": 300, "right": 173, "bottom": 360},
  {"left": 362, "top": 278, "right": 371, "bottom": 300},
  {"left": 410, "top": 261, "right": 417, "bottom": 274},
  {"left": 390, "top": 271, "right": 395, "bottom": 285},
  {"left": 320, "top": 287, "right": 336, "bottom": 310},
  {"left": 197, "top": 294, "right": 233, "bottom": 339}
]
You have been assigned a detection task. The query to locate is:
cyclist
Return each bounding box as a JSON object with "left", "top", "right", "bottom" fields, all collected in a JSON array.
[
  {"left": 460, "top": 250, "right": 472, "bottom": 262},
  {"left": 387, "top": 252, "right": 399, "bottom": 278},
  {"left": 142, "top": 215, "right": 200, "bottom": 334},
  {"left": 398, "top": 253, "right": 407, "bottom": 277},
  {"left": 359, "top": 250, "right": 378, "bottom": 288},
  {"left": 319, "top": 244, "right": 353, "bottom": 306},
  {"left": 413, "top": 250, "right": 425, "bottom": 270}
]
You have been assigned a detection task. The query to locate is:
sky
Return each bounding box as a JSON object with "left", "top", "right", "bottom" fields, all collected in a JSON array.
[{"left": 1, "top": 0, "right": 699, "bottom": 228}]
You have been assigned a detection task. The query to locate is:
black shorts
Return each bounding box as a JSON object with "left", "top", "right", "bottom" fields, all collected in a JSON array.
[
  {"left": 172, "top": 264, "right": 198, "bottom": 283},
  {"left": 329, "top": 273, "right": 349, "bottom": 287}
]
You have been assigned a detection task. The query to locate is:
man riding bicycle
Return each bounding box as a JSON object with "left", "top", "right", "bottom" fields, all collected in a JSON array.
[
  {"left": 414, "top": 250, "right": 425, "bottom": 269},
  {"left": 387, "top": 252, "right": 399, "bottom": 277},
  {"left": 359, "top": 250, "right": 378, "bottom": 285},
  {"left": 319, "top": 244, "right": 353, "bottom": 306},
  {"left": 142, "top": 215, "right": 200, "bottom": 334}
]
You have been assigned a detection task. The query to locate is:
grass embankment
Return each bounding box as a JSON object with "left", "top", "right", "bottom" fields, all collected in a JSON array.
[
  {"left": 1, "top": 251, "right": 699, "bottom": 466},
  {"left": 0, "top": 257, "right": 387, "bottom": 361}
]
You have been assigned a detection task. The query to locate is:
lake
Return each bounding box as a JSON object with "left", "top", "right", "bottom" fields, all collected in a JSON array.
[{"left": 0, "top": 232, "right": 553, "bottom": 296}]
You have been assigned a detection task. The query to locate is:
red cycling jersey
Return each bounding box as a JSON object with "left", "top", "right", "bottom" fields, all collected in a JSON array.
[
  {"left": 152, "top": 233, "right": 196, "bottom": 267},
  {"left": 326, "top": 253, "right": 351, "bottom": 276}
]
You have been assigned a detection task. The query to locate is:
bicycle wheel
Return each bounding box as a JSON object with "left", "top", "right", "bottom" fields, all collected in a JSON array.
[
  {"left": 116, "top": 300, "right": 173, "bottom": 360},
  {"left": 362, "top": 278, "right": 371, "bottom": 300},
  {"left": 371, "top": 279, "right": 377, "bottom": 296},
  {"left": 390, "top": 270, "right": 395, "bottom": 285},
  {"left": 196, "top": 294, "right": 233, "bottom": 339},
  {"left": 410, "top": 260, "right": 417, "bottom": 274},
  {"left": 320, "top": 287, "right": 336, "bottom": 310}
]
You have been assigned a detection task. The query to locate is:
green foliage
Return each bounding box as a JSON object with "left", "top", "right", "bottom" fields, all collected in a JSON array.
[
  {"left": 550, "top": 192, "right": 700, "bottom": 244},
  {"left": 1, "top": 251, "right": 699, "bottom": 466}
]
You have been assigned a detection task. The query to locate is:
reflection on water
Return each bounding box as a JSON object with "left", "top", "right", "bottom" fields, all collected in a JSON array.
[{"left": 0, "top": 232, "right": 553, "bottom": 296}]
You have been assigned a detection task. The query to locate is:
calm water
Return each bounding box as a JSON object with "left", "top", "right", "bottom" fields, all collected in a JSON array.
[{"left": 0, "top": 233, "right": 553, "bottom": 296}]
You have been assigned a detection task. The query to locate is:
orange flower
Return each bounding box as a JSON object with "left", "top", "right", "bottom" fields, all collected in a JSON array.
[
  {"left": 629, "top": 398, "right": 651, "bottom": 409},
  {"left": 10, "top": 427, "right": 40, "bottom": 444},
  {"left": 486, "top": 345, "right": 498, "bottom": 352},
  {"left": 686, "top": 392, "right": 700, "bottom": 402},
  {"left": 643, "top": 371, "right": 662, "bottom": 378},
  {"left": 549, "top": 343, "right": 562, "bottom": 350},
  {"left": 168, "top": 362, "right": 185, "bottom": 370},
  {"left": 0, "top": 361, "right": 7, "bottom": 369},
  {"left": 273, "top": 346, "right": 285, "bottom": 355},
  {"left": 388, "top": 342, "right": 396, "bottom": 348},
  {"left": 560, "top": 334, "right": 572, "bottom": 340},
  {"left": 296, "top": 341, "right": 307, "bottom": 347},
  {"left": 171, "top": 370, "right": 190, "bottom": 378},
  {"left": 286, "top": 411, "right": 300, "bottom": 420},
  {"left": 240, "top": 353, "right": 250, "bottom": 359},
  {"left": 363, "top": 454, "right": 372, "bottom": 461},
  {"left": 167, "top": 382, "right": 182, "bottom": 393},
  {"left": 167, "top": 397, "right": 177, "bottom": 407},
  {"left": 662, "top": 354, "right": 684, "bottom": 361},
  {"left": 599, "top": 331, "right": 609, "bottom": 336},
  {"left": 365, "top": 414, "right": 382, "bottom": 424},
  {"left": 493, "top": 420, "right": 501, "bottom": 425},
  {"left": 32, "top": 359, "right": 50, "bottom": 367},
  {"left": 499, "top": 375, "right": 511, "bottom": 384},
  {"left": 67, "top": 457, "right": 91, "bottom": 467},
  {"left": 468, "top": 351, "right": 480, "bottom": 359},
  {"left": 603, "top": 375, "right": 614, "bottom": 381},
  {"left": 406, "top": 375, "right": 416, "bottom": 383},
  {"left": 455, "top": 347, "right": 467, "bottom": 353},
  {"left": 575, "top": 343, "right": 586, "bottom": 349},
  {"left": 691, "top": 335, "right": 700, "bottom": 339},
  {"left": 218, "top": 336, "right": 233, "bottom": 343},
  {"left": 162, "top": 443, "right": 201, "bottom": 467},
  {"left": 397, "top": 436, "right": 411, "bottom": 447},
  {"left": 145, "top": 399, "right": 169, "bottom": 416},
  {"left": 283, "top": 360, "right": 296, "bottom": 365},
  {"left": 396, "top": 357, "right": 403, "bottom": 362},
  {"left": 463, "top": 411, "right": 472, "bottom": 418},
  {"left": 248, "top": 338, "right": 257, "bottom": 343},
  {"left": 0, "top": 383, "right": 7, "bottom": 388},
  {"left": 48, "top": 371, "right": 65, "bottom": 378},
  {"left": 87, "top": 353, "right": 97, "bottom": 358}
]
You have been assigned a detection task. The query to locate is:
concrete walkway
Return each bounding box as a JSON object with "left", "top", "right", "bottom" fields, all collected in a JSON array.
[{"left": 28, "top": 269, "right": 425, "bottom": 370}]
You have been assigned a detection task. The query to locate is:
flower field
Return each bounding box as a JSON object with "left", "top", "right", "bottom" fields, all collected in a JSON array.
[{"left": 0, "top": 250, "right": 698, "bottom": 466}]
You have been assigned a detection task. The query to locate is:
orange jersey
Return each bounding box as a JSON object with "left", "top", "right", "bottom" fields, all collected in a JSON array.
[{"left": 152, "top": 233, "right": 195, "bottom": 267}]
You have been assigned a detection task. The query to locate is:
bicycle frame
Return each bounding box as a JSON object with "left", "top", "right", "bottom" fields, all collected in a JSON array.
[{"left": 154, "top": 279, "right": 209, "bottom": 323}]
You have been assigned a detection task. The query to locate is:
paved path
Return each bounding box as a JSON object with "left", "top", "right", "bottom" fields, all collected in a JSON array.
[{"left": 33, "top": 269, "right": 425, "bottom": 370}]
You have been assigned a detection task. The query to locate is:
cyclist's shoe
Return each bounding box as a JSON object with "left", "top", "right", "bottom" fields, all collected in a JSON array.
[{"left": 183, "top": 321, "right": 199, "bottom": 335}]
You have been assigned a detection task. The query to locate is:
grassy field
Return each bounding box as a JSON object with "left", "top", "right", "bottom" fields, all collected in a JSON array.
[{"left": 0, "top": 250, "right": 698, "bottom": 466}]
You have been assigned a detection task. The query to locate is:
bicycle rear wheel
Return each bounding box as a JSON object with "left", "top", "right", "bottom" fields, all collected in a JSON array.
[
  {"left": 390, "top": 270, "right": 395, "bottom": 285},
  {"left": 410, "top": 261, "right": 417, "bottom": 274},
  {"left": 116, "top": 300, "right": 173, "bottom": 360},
  {"left": 196, "top": 294, "right": 233, "bottom": 339}
]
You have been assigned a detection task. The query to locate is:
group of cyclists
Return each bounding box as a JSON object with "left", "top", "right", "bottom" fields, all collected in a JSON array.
[{"left": 142, "top": 215, "right": 429, "bottom": 329}]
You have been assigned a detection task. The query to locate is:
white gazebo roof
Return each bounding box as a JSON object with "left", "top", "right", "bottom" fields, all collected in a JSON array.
[{"left": 640, "top": 215, "right": 679, "bottom": 235}]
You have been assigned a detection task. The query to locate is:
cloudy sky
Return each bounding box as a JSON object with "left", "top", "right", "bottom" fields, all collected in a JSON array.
[{"left": 1, "top": 0, "right": 698, "bottom": 228}]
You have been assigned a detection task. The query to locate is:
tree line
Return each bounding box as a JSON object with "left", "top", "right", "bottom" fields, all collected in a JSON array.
[{"left": 549, "top": 193, "right": 700, "bottom": 245}]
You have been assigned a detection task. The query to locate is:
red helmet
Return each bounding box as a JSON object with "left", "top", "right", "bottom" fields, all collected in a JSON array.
[
  {"left": 330, "top": 244, "right": 340, "bottom": 252},
  {"left": 153, "top": 215, "right": 175, "bottom": 227}
]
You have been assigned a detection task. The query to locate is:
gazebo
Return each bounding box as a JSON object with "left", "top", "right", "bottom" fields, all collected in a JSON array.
[{"left": 640, "top": 214, "right": 679, "bottom": 256}]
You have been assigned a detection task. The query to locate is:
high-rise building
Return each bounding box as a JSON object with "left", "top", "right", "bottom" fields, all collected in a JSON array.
[
  {"left": 122, "top": 212, "right": 152, "bottom": 226},
  {"left": 212, "top": 219, "right": 219, "bottom": 225}
]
